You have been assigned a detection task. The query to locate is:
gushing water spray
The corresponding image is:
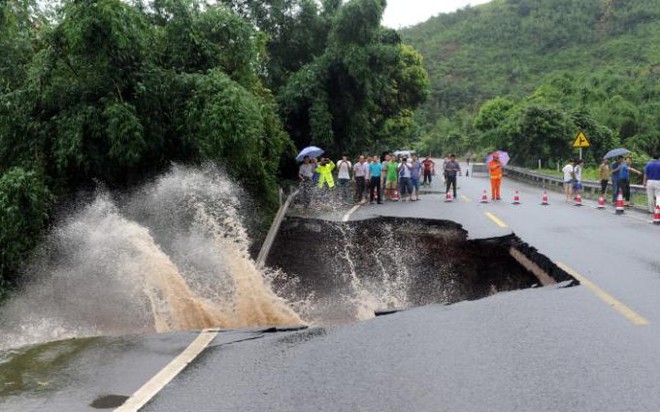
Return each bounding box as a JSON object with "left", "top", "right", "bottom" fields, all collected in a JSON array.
[{"left": 0, "top": 165, "right": 303, "bottom": 350}]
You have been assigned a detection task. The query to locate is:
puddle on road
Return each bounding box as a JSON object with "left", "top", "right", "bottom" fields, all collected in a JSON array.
[
  {"left": 267, "top": 216, "right": 576, "bottom": 324},
  {"left": 0, "top": 337, "right": 100, "bottom": 397}
]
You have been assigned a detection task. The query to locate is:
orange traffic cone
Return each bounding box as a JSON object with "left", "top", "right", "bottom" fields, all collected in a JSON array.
[
  {"left": 615, "top": 190, "right": 625, "bottom": 215},
  {"left": 541, "top": 191, "right": 550, "bottom": 206},
  {"left": 596, "top": 196, "right": 606, "bottom": 209},
  {"left": 445, "top": 191, "right": 453, "bottom": 202},
  {"left": 574, "top": 193, "right": 583, "bottom": 206},
  {"left": 480, "top": 189, "right": 489, "bottom": 203},
  {"left": 512, "top": 190, "right": 521, "bottom": 205},
  {"left": 653, "top": 204, "right": 660, "bottom": 225}
]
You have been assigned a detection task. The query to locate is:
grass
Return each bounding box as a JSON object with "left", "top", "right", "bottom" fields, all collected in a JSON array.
[{"left": 536, "top": 167, "right": 644, "bottom": 184}]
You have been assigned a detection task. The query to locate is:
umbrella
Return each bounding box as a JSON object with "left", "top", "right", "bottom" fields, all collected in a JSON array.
[
  {"left": 485, "top": 150, "right": 510, "bottom": 166},
  {"left": 603, "top": 148, "right": 630, "bottom": 159},
  {"left": 296, "top": 146, "right": 324, "bottom": 162}
]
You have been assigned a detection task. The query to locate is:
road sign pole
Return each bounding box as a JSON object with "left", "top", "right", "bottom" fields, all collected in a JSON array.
[{"left": 579, "top": 147, "right": 583, "bottom": 160}]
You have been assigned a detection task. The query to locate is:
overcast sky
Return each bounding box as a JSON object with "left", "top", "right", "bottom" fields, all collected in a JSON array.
[{"left": 382, "top": 0, "right": 492, "bottom": 29}]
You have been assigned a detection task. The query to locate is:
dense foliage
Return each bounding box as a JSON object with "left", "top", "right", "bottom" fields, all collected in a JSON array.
[
  {"left": 403, "top": 0, "right": 660, "bottom": 165},
  {"left": 225, "top": 0, "right": 430, "bottom": 155},
  {"left": 0, "top": 0, "right": 428, "bottom": 293}
]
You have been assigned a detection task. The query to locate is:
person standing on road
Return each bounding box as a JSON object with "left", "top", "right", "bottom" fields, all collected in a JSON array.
[
  {"left": 381, "top": 154, "right": 390, "bottom": 196},
  {"left": 618, "top": 157, "right": 643, "bottom": 206},
  {"left": 298, "top": 156, "right": 314, "bottom": 208},
  {"left": 598, "top": 158, "right": 610, "bottom": 196},
  {"left": 573, "top": 159, "right": 584, "bottom": 199},
  {"left": 368, "top": 155, "right": 383, "bottom": 204},
  {"left": 336, "top": 155, "right": 352, "bottom": 205},
  {"left": 385, "top": 156, "right": 399, "bottom": 201},
  {"left": 316, "top": 158, "right": 335, "bottom": 203},
  {"left": 353, "top": 155, "right": 368, "bottom": 204},
  {"left": 311, "top": 157, "right": 319, "bottom": 186},
  {"left": 643, "top": 154, "right": 660, "bottom": 213},
  {"left": 562, "top": 160, "right": 575, "bottom": 201},
  {"left": 410, "top": 154, "right": 423, "bottom": 201},
  {"left": 488, "top": 152, "right": 503, "bottom": 200},
  {"left": 422, "top": 155, "right": 435, "bottom": 187},
  {"left": 398, "top": 156, "right": 413, "bottom": 201},
  {"left": 444, "top": 154, "right": 462, "bottom": 199},
  {"left": 611, "top": 156, "right": 624, "bottom": 203}
]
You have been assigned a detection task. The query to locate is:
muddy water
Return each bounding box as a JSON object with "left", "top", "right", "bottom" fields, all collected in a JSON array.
[{"left": 0, "top": 165, "right": 302, "bottom": 351}]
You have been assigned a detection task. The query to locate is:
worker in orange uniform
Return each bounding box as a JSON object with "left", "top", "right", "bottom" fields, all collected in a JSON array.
[{"left": 488, "top": 152, "right": 503, "bottom": 200}]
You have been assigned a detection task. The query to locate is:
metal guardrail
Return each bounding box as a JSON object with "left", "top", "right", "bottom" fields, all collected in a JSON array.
[
  {"left": 256, "top": 189, "right": 299, "bottom": 268},
  {"left": 470, "top": 163, "right": 488, "bottom": 176},
  {"left": 504, "top": 165, "right": 646, "bottom": 196}
]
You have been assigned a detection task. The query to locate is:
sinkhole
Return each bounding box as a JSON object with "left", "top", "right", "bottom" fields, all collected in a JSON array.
[{"left": 266, "top": 216, "right": 577, "bottom": 324}]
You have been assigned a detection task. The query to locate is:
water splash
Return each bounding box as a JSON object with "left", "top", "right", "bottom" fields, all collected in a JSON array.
[
  {"left": 335, "top": 223, "right": 413, "bottom": 321},
  {"left": 0, "top": 165, "right": 303, "bottom": 350}
]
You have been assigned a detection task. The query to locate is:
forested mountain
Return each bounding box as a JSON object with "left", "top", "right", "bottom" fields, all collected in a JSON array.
[{"left": 402, "top": 0, "right": 660, "bottom": 164}]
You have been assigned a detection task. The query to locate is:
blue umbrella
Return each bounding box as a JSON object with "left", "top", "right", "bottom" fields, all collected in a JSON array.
[
  {"left": 603, "top": 148, "right": 630, "bottom": 159},
  {"left": 296, "top": 146, "right": 324, "bottom": 161}
]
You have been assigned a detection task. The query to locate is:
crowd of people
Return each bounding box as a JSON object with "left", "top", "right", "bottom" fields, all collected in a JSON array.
[
  {"left": 298, "top": 153, "right": 458, "bottom": 207},
  {"left": 298, "top": 151, "right": 660, "bottom": 214},
  {"left": 562, "top": 154, "right": 660, "bottom": 213}
]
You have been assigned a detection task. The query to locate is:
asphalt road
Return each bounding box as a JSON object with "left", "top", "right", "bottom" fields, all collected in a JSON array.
[{"left": 2, "top": 165, "right": 660, "bottom": 411}]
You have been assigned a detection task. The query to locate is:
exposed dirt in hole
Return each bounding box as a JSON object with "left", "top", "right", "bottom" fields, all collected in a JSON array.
[{"left": 267, "top": 216, "right": 575, "bottom": 324}]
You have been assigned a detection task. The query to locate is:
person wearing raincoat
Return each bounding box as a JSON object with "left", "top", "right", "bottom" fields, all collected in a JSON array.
[
  {"left": 316, "top": 158, "right": 336, "bottom": 202},
  {"left": 488, "top": 152, "right": 503, "bottom": 200}
]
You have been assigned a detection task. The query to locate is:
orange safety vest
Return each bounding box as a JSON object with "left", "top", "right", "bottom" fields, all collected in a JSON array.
[{"left": 488, "top": 160, "right": 502, "bottom": 179}]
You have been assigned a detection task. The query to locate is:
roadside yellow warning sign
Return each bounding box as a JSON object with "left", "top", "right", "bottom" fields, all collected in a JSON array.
[{"left": 572, "top": 131, "right": 590, "bottom": 148}]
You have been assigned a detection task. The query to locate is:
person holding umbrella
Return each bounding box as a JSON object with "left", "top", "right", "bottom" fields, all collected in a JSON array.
[
  {"left": 611, "top": 156, "right": 624, "bottom": 204},
  {"left": 487, "top": 152, "right": 504, "bottom": 200},
  {"left": 298, "top": 156, "right": 315, "bottom": 208},
  {"left": 296, "top": 146, "right": 324, "bottom": 187},
  {"left": 603, "top": 148, "right": 631, "bottom": 203}
]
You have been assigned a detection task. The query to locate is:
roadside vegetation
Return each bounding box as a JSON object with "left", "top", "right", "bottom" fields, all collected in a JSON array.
[{"left": 0, "top": 0, "right": 429, "bottom": 297}]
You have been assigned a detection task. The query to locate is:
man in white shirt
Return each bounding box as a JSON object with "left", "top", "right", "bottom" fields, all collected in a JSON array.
[
  {"left": 353, "top": 155, "right": 368, "bottom": 204},
  {"left": 562, "top": 159, "right": 576, "bottom": 201},
  {"left": 336, "top": 155, "right": 352, "bottom": 205}
]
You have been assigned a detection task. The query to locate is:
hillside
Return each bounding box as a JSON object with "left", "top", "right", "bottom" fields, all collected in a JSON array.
[{"left": 401, "top": 0, "right": 660, "bottom": 163}]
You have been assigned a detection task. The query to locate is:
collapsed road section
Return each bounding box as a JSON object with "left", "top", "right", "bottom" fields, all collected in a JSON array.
[{"left": 266, "top": 216, "right": 577, "bottom": 324}]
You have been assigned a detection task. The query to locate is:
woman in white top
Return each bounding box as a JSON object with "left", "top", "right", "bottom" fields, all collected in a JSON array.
[{"left": 562, "top": 160, "right": 576, "bottom": 201}]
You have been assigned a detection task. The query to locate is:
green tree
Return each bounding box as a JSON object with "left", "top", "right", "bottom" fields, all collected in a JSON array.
[
  {"left": 278, "top": 0, "right": 429, "bottom": 156},
  {"left": 0, "top": 168, "right": 51, "bottom": 294}
]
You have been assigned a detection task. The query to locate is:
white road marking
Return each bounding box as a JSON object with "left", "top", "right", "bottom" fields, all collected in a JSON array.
[
  {"left": 115, "top": 329, "right": 219, "bottom": 411},
  {"left": 342, "top": 204, "right": 362, "bottom": 222}
]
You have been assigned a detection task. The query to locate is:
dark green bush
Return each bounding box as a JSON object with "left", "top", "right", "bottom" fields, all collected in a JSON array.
[{"left": 0, "top": 168, "right": 51, "bottom": 296}]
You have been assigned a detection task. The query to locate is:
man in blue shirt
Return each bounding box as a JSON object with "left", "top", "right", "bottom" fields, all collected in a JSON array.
[
  {"left": 618, "top": 157, "right": 642, "bottom": 205},
  {"left": 610, "top": 156, "right": 623, "bottom": 203},
  {"left": 643, "top": 154, "right": 660, "bottom": 213},
  {"left": 368, "top": 155, "right": 383, "bottom": 204}
]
